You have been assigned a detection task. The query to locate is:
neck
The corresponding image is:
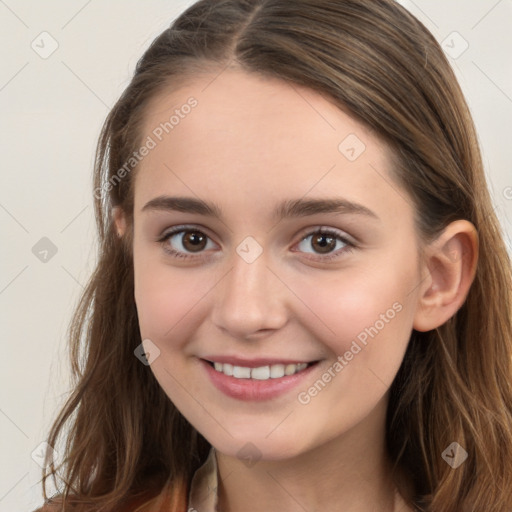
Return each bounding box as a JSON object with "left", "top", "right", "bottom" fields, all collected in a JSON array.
[{"left": 215, "top": 395, "right": 412, "bottom": 512}]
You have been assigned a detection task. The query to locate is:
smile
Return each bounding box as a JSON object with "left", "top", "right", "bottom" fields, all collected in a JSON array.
[
  {"left": 201, "top": 358, "right": 321, "bottom": 401},
  {"left": 208, "top": 360, "right": 311, "bottom": 380}
]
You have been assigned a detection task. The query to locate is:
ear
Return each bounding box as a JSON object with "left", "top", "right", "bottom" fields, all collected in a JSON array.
[
  {"left": 413, "top": 220, "right": 479, "bottom": 332},
  {"left": 112, "top": 206, "right": 127, "bottom": 237}
]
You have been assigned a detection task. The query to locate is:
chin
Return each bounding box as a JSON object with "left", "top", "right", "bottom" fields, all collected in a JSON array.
[{"left": 209, "top": 431, "right": 313, "bottom": 462}]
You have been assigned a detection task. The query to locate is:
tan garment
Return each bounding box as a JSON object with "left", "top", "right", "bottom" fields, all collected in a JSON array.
[{"left": 187, "top": 446, "right": 219, "bottom": 512}]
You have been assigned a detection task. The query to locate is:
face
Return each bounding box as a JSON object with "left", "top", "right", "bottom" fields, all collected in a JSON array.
[{"left": 126, "top": 68, "right": 425, "bottom": 461}]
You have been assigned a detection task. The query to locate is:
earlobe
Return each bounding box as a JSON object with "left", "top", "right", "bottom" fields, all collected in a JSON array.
[
  {"left": 413, "top": 220, "right": 479, "bottom": 332},
  {"left": 112, "top": 206, "right": 127, "bottom": 237}
]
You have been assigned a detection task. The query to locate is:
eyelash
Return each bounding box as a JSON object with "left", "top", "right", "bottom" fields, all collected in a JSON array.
[{"left": 156, "top": 225, "right": 355, "bottom": 262}]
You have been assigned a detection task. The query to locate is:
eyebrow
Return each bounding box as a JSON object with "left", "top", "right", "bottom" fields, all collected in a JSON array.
[{"left": 141, "top": 195, "right": 379, "bottom": 221}]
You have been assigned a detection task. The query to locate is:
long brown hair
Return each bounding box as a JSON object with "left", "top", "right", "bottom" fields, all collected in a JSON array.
[{"left": 38, "top": 1, "right": 512, "bottom": 511}]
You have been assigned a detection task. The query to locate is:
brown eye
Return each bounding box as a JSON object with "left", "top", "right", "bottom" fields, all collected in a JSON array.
[
  {"left": 158, "top": 227, "right": 215, "bottom": 259},
  {"left": 181, "top": 231, "right": 207, "bottom": 252},
  {"left": 295, "top": 228, "right": 354, "bottom": 261},
  {"left": 310, "top": 233, "right": 337, "bottom": 254}
]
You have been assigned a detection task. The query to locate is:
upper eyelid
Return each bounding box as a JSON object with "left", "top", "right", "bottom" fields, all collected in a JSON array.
[{"left": 297, "top": 226, "right": 352, "bottom": 241}]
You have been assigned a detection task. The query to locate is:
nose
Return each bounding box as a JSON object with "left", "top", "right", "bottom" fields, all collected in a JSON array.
[{"left": 210, "top": 248, "right": 289, "bottom": 340}]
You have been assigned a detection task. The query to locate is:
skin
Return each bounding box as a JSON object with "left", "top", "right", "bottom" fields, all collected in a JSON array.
[{"left": 114, "top": 68, "right": 478, "bottom": 512}]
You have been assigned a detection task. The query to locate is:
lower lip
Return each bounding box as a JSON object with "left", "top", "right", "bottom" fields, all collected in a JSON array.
[{"left": 200, "top": 359, "right": 320, "bottom": 401}]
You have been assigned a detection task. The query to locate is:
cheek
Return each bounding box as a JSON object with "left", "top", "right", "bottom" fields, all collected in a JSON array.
[
  {"left": 133, "top": 248, "right": 217, "bottom": 345},
  {"left": 290, "top": 263, "right": 416, "bottom": 432},
  {"left": 291, "top": 258, "right": 416, "bottom": 362}
]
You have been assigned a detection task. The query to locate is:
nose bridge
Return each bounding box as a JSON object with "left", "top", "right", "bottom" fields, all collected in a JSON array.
[{"left": 211, "top": 242, "right": 287, "bottom": 337}]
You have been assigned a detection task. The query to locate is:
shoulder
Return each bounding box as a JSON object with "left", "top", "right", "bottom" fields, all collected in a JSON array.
[
  {"left": 31, "top": 498, "right": 78, "bottom": 512},
  {"left": 31, "top": 505, "right": 63, "bottom": 512},
  {"left": 31, "top": 495, "right": 166, "bottom": 512},
  {"left": 31, "top": 477, "right": 187, "bottom": 512},
  {"left": 31, "top": 502, "right": 131, "bottom": 512},
  {"left": 31, "top": 502, "right": 137, "bottom": 512}
]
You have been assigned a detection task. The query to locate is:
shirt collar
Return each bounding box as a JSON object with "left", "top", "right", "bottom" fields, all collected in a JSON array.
[{"left": 188, "top": 446, "right": 219, "bottom": 512}]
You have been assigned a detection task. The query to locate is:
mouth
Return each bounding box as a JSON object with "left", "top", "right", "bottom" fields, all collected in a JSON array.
[
  {"left": 202, "top": 359, "right": 320, "bottom": 380},
  {"left": 200, "top": 357, "right": 322, "bottom": 401}
]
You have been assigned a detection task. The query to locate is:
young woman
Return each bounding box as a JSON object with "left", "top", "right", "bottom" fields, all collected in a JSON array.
[{"left": 35, "top": 1, "right": 512, "bottom": 511}]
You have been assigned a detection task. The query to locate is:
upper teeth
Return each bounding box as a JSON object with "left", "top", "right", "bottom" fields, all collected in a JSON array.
[{"left": 213, "top": 362, "right": 309, "bottom": 380}]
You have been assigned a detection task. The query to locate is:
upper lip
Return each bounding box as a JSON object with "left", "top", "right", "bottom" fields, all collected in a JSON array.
[{"left": 201, "top": 356, "right": 319, "bottom": 368}]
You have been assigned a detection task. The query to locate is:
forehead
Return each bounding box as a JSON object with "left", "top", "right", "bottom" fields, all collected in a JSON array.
[{"left": 134, "top": 69, "right": 405, "bottom": 224}]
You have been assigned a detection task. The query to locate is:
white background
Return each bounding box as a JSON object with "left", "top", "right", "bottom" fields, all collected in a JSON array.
[{"left": 0, "top": 1, "right": 511, "bottom": 510}]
